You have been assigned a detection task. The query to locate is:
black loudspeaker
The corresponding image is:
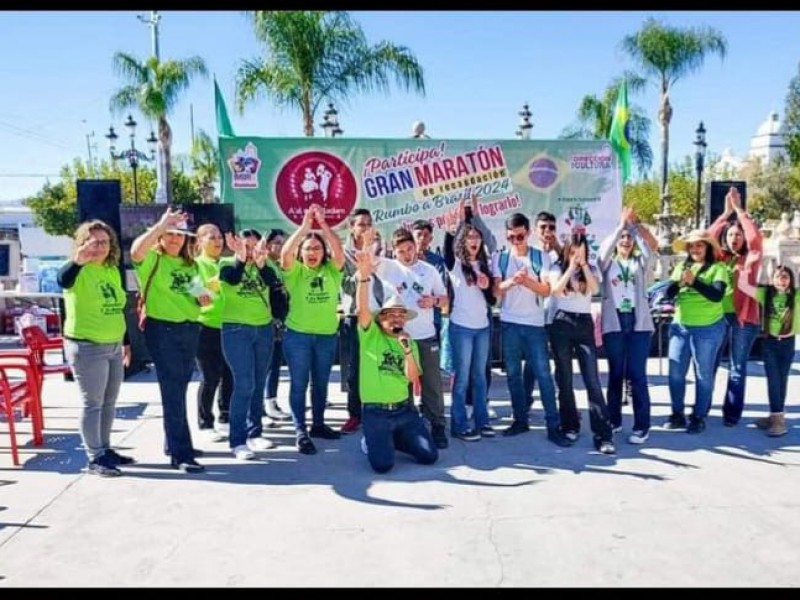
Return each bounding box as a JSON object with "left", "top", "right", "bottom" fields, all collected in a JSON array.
[
  {"left": 706, "top": 180, "right": 746, "bottom": 225},
  {"left": 77, "top": 179, "right": 123, "bottom": 239}
]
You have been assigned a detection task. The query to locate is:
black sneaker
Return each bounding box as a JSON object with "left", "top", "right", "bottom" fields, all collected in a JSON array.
[
  {"left": 87, "top": 454, "right": 122, "bottom": 477},
  {"left": 686, "top": 416, "right": 706, "bottom": 434},
  {"left": 296, "top": 433, "right": 317, "bottom": 455},
  {"left": 431, "top": 425, "right": 449, "bottom": 449},
  {"left": 105, "top": 449, "right": 136, "bottom": 466},
  {"left": 170, "top": 458, "right": 205, "bottom": 473},
  {"left": 722, "top": 417, "right": 738, "bottom": 427},
  {"left": 502, "top": 421, "right": 530, "bottom": 437},
  {"left": 454, "top": 429, "right": 481, "bottom": 442},
  {"left": 164, "top": 448, "right": 205, "bottom": 458},
  {"left": 547, "top": 429, "right": 573, "bottom": 447},
  {"left": 309, "top": 424, "right": 341, "bottom": 440},
  {"left": 663, "top": 412, "right": 687, "bottom": 430},
  {"left": 479, "top": 425, "right": 496, "bottom": 438}
]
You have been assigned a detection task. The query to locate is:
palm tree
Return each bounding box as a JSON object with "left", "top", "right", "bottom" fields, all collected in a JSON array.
[
  {"left": 621, "top": 18, "right": 727, "bottom": 209},
  {"left": 560, "top": 73, "right": 654, "bottom": 178},
  {"left": 236, "top": 11, "right": 425, "bottom": 136},
  {"left": 190, "top": 129, "right": 220, "bottom": 203},
  {"left": 110, "top": 52, "right": 208, "bottom": 203}
]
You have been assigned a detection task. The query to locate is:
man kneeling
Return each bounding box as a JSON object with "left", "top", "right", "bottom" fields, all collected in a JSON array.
[{"left": 355, "top": 249, "right": 439, "bottom": 473}]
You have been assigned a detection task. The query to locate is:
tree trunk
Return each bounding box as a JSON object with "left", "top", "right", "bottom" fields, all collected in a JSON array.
[
  {"left": 303, "top": 89, "right": 313, "bottom": 136},
  {"left": 658, "top": 83, "right": 673, "bottom": 210},
  {"left": 158, "top": 116, "right": 173, "bottom": 203}
]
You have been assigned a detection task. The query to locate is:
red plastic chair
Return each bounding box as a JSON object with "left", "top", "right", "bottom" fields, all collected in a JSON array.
[
  {"left": 0, "top": 352, "right": 43, "bottom": 466},
  {"left": 20, "top": 325, "right": 71, "bottom": 383}
]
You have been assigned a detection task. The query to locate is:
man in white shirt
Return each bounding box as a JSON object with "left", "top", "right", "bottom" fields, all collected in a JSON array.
[
  {"left": 376, "top": 228, "right": 450, "bottom": 449},
  {"left": 492, "top": 213, "right": 571, "bottom": 447}
]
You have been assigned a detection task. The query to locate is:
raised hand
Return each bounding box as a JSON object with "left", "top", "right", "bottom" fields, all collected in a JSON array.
[
  {"left": 728, "top": 186, "right": 743, "bottom": 214},
  {"left": 302, "top": 206, "right": 316, "bottom": 228},
  {"left": 74, "top": 239, "right": 101, "bottom": 265},
  {"left": 309, "top": 203, "right": 327, "bottom": 227},
  {"left": 226, "top": 232, "right": 247, "bottom": 263},
  {"left": 470, "top": 193, "right": 480, "bottom": 215},
  {"left": 252, "top": 236, "right": 269, "bottom": 268},
  {"left": 620, "top": 206, "right": 634, "bottom": 227},
  {"left": 157, "top": 207, "right": 187, "bottom": 231},
  {"left": 354, "top": 249, "right": 375, "bottom": 280}
]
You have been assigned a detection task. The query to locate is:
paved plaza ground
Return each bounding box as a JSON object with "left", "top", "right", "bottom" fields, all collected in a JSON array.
[{"left": 1, "top": 350, "right": 798, "bottom": 587}]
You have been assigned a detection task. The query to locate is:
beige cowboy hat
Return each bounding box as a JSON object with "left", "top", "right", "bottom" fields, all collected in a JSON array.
[
  {"left": 373, "top": 295, "right": 418, "bottom": 321},
  {"left": 672, "top": 229, "right": 721, "bottom": 254},
  {"left": 164, "top": 221, "right": 197, "bottom": 237}
]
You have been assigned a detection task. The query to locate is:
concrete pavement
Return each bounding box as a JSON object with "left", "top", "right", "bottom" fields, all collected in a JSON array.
[{"left": 1, "top": 353, "right": 799, "bottom": 587}]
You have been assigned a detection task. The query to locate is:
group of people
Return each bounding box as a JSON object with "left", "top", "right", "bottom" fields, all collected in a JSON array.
[{"left": 57, "top": 186, "right": 795, "bottom": 476}]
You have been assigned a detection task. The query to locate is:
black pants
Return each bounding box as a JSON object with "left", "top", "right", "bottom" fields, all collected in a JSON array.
[
  {"left": 549, "top": 310, "right": 612, "bottom": 442},
  {"left": 195, "top": 324, "right": 233, "bottom": 429},
  {"left": 342, "top": 316, "right": 362, "bottom": 419}
]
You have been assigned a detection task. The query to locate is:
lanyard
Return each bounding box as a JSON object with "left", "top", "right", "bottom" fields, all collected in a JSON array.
[{"left": 616, "top": 258, "right": 633, "bottom": 288}]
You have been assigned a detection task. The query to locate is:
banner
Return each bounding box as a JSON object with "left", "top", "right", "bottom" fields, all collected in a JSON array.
[{"left": 219, "top": 137, "right": 622, "bottom": 258}]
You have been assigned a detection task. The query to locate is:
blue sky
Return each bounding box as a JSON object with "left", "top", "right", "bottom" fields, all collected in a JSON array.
[{"left": 0, "top": 10, "right": 798, "bottom": 202}]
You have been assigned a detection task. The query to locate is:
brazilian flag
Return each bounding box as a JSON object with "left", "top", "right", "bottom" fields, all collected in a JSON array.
[{"left": 609, "top": 79, "right": 631, "bottom": 183}]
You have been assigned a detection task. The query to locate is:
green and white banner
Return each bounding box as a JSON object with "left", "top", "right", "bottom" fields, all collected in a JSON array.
[{"left": 219, "top": 137, "right": 622, "bottom": 256}]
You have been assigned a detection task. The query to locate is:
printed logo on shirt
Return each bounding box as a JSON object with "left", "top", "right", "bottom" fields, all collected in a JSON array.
[
  {"left": 378, "top": 349, "right": 404, "bottom": 375},
  {"left": 238, "top": 270, "right": 267, "bottom": 298},
  {"left": 170, "top": 270, "right": 194, "bottom": 294},
  {"left": 96, "top": 281, "right": 124, "bottom": 315}
]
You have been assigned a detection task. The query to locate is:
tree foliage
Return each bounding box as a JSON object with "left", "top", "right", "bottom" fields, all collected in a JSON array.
[
  {"left": 784, "top": 61, "right": 800, "bottom": 167},
  {"left": 741, "top": 157, "right": 800, "bottom": 222},
  {"left": 623, "top": 155, "right": 703, "bottom": 224},
  {"left": 236, "top": 11, "right": 425, "bottom": 136},
  {"left": 24, "top": 158, "right": 201, "bottom": 237}
]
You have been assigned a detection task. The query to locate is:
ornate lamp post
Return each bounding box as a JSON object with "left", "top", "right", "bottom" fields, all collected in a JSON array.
[
  {"left": 105, "top": 114, "right": 157, "bottom": 205},
  {"left": 515, "top": 102, "right": 533, "bottom": 139},
  {"left": 693, "top": 121, "right": 707, "bottom": 229},
  {"left": 320, "top": 102, "right": 343, "bottom": 138}
]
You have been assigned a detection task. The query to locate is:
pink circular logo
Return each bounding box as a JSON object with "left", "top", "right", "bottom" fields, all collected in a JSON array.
[{"left": 275, "top": 151, "right": 358, "bottom": 227}]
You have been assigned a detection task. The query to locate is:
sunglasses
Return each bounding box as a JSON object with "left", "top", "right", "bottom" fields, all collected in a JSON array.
[
  {"left": 506, "top": 233, "right": 527, "bottom": 243},
  {"left": 537, "top": 224, "right": 556, "bottom": 231}
]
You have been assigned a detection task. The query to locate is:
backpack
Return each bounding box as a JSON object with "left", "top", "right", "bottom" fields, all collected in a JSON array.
[{"left": 498, "top": 246, "right": 542, "bottom": 280}]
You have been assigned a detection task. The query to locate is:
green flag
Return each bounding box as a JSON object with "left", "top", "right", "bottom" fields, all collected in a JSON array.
[
  {"left": 215, "top": 78, "right": 234, "bottom": 137},
  {"left": 609, "top": 79, "right": 631, "bottom": 183}
]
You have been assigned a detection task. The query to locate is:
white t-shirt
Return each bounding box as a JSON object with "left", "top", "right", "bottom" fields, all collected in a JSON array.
[
  {"left": 449, "top": 258, "right": 490, "bottom": 330},
  {"left": 376, "top": 258, "right": 446, "bottom": 340},
  {"left": 606, "top": 257, "right": 637, "bottom": 313},
  {"left": 491, "top": 247, "right": 550, "bottom": 326},
  {"left": 533, "top": 242, "right": 560, "bottom": 325},
  {"left": 549, "top": 262, "right": 602, "bottom": 314},
  {"left": 341, "top": 275, "right": 396, "bottom": 315}
]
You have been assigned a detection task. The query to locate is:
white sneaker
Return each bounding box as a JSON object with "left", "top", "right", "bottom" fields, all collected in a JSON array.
[
  {"left": 247, "top": 437, "right": 275, "bottom": 451},
  {"left": 203, "top": 428, "right": 225, "bottom": 443},
  {"left": 264, "top": 398, "right": 291, "bottom": 421},
  {"left": 360, "top": 436, "right": 368, "bottom": 455},
  {"left": 233, "top": 445, "right": 256, "bottom": 461},
  {"left": 628, "top": 430, "right": 650, "bottom": 445},
  {"left": 215, "top": 423, "right": 230, "bottom": 436},
  {"left": 487, "top": 406, "right": 498, "bottom": 420}
]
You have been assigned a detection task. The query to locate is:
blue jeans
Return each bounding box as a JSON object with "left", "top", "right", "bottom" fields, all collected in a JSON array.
[
  {"left": 721, "top": 318, "right": 761, "bottom": 424},
  {"left": 264, "top": 326, "right": 283, "bottom": 400},
  {"left": 550, "top": 311, "right": 613, "bottom": 441},
  {"left": 222, "top": 323, "right": 273, "bottom": 449},
  {"left": 283, "top": 328, "right": 337, "bottom": 433},
  {"left": 603, "top": 311, "right": 652, "bottom": 433},
  {"left": 668, "top": 319, "right": 726, "bottom": 419},
  {"left": 501, "top": 321, "right": 559, "bottom": 430},
  {"left": 449, "top": 322, "right": 490, "bottom": 434},
  {"left": 362, "top": 402, "right": 438, "bottom": 473},
  {"left": 143, "top": 318, "right": 200, "bottom": 463},
  {"left": 763, "top": 336, "right": 795, "bottom": 413}
]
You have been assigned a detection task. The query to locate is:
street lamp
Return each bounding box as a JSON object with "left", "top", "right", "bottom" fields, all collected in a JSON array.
[
  {"left": 320, "top": 102, "right": 343, "bottom": 138},
  {"left": 105, "top": 115, "right": 157, "bottom": 205},
  {"left": 515, "top": 102, "right": 533, "bottom": 140},
  {"left": 693, "top": 121, "right": 707, "bottom": 228}
]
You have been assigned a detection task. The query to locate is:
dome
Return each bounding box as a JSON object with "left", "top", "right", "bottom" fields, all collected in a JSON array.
[{"left": 755, "top": 111, "right": 786, "bottom": 137}]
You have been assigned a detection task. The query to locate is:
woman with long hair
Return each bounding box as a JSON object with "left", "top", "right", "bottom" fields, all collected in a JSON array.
[
  {"left": 280, "top": 204, "right": 346, "bottom": 455},
  {"left": 707, "top": 186, "right": 763, "bottom": 426},
  {"left": 598, "top": 207, "right": 656, "bottom": 444},
  {"left": 130, "top": 208, "right": 211, "bottom": 473},
  {"left": 219, "top": 229, "right": 282, "bottom": 460},
  {"left": 738, "top": 262, "right": 796, "bottom": 437},
  {"left": 193, "top": 223, "right": 233, "bottom": 442},
  {"left": 263, "top": 228, "right": 291, "bottom": 422},
  {"left": 550, "top": 232, "right": 615, "bottom": 454},
  {"left": 663, "top": 230, "right": 727, "bottom": 434},
  {"left": 443, "top": 208, "right": 496, "bottom": 440},
  {"left": 58, "top": 220, "right": 132, "bottom": 476}
]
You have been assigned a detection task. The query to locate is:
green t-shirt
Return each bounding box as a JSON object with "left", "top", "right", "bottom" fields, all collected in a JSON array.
[
  {"left": 63, "top": 262, "right": 127, "bottom": 343},
  {"left": 755, "top": 288, "right": 800, "bottom": 337},
  {"left": 283, "top": 261, "right": 343, "bottom": 335},
  {"left": 196, "top": 255, "right": 223, "bottom": 329},
  {"left": 721, "top": 258, "right": 736, "bottom": 314},
  {"left": 358, "top": 320, "right": 421, "bottom": 404},
  {"left": 218, "top": 258, "right": 273, "bottom": 326},
  {"left": 133, "top": 248, "right": 201, "bottom": 323},
  {"left": 670, "top": 261, "right": 727, "bottom": 327}
]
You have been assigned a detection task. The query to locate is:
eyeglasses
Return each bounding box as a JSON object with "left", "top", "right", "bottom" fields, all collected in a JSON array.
[
  {"left": 91, "top": 239, "right": 110, "bottom": 247},
  {"left": 506, "top": 233, "right": 527, "bottom": 243},
  {"left": 537, "top": 224, "right": 556, "bottom": 231},
  {"left": 205, "top": 235, "right": 223, "bottom": 241}
]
